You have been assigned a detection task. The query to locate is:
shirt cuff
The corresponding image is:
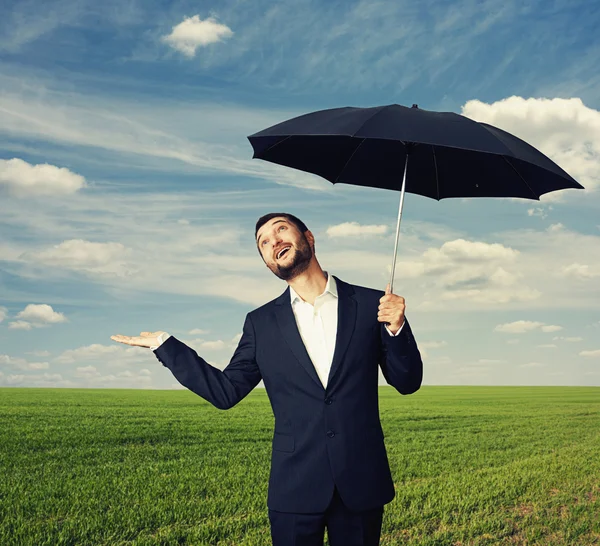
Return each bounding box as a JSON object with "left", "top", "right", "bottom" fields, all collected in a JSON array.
[
  {"left": 384, "top": 321, "right": 404, "bottom": 336},
  {"left": 150, "top": 332, "right": 171, "bottom": 350}
]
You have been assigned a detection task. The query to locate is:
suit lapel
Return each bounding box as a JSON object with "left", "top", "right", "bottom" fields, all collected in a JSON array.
[
  {"left": 273, "top": 275, "right": 357, "bottom": 391},
  {"left": 328, "top": 276, "right": 357, "bottom": 386}
]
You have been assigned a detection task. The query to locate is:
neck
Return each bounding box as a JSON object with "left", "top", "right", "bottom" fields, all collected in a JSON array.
[{"left": 288, "top": 260, "right": 328, "bottom": 305}]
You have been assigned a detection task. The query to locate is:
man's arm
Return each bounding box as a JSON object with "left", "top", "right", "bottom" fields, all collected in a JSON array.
[
  {"left": 378, "top": 317, "right": 423, "bottom": 395},
  {"left": 153, "top": 313, "right": 262, "bottom": 410}
]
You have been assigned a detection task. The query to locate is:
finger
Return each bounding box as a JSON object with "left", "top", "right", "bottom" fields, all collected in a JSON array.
[{"left": 385, "top": 283, "right": 391, "bottom": 295}]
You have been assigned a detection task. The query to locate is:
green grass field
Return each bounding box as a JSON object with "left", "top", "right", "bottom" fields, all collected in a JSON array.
[{"left": 1, "top": 386, "right": 599, "bottom": 545}]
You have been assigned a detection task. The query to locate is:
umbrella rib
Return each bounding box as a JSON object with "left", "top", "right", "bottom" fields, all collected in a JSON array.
[
  {"left": 333, "top": 137, "right": 367, "bottom": 184},
  {"left": 347, "top": 105, "right": 388, "bottom": 138},
  {"left": 255, "top": 135, "right": 293, "bottom": 157},
  {"left": 431, "top": 145, "right": 440, "bottom": 200},
  {"left": 502, "top": 156, "right": 539, "bottom": 200}
]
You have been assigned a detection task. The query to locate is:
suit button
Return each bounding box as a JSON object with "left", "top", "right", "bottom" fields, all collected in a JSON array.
[
  {"left": 327, "top": 430, "right": 335, "bottom": 438},
  {"left": 325, "top": 398, "right": 333, "bottom": 405}
]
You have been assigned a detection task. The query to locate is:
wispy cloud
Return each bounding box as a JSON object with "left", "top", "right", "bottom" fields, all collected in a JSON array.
[{"left": 0, "top": 76, "right": 328, "bottom": 191}]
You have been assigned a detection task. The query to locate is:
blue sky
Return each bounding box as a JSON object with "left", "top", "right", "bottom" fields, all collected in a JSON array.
[{"left": 1, "top": 0, "right": 599, "bottom": 389}]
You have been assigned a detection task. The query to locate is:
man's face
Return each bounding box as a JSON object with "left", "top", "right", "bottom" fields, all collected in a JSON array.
[{"left": 257, "top": 218, "right": 314, "bottom": 281}]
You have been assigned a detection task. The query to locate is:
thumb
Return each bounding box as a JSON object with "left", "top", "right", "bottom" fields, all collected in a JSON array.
[{"left": 385, "top": 283, "right": 391, "bottom": 295}]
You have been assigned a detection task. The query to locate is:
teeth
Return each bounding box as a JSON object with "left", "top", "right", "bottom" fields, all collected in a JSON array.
[{"left": 277, "top": 246, "right": 291, "bottom": 259}]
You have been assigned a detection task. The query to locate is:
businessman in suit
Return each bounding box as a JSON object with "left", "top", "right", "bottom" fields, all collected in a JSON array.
[{"left": 111, "top": 212, "right": 423, "bottom": 546}]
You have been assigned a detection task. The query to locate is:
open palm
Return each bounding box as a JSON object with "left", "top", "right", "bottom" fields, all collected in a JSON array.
[{"left": 110, "top": 331, "right": 165, "bottom": 348}]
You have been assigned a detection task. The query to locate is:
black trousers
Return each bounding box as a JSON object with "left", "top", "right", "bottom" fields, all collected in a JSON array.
[{"left": 268, "top": 486, "right": 384, "bottom": 546}]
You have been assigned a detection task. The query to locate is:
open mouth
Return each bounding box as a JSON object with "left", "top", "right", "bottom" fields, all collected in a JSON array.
[{"left": 276, "top": 246, "right": 292, "bottom": 260}]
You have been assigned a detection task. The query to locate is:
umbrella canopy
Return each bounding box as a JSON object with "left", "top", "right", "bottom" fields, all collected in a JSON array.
[
  {"left": 247, "top": 103, "right": 584, "bottom": 293},
  {"left": 248, "top": 103, "right": 583, "bottom": 200}
]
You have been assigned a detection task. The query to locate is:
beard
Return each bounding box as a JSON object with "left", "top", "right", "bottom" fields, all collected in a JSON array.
[{"left": 269, "top": 234, "right": 313, "bottom": 281}]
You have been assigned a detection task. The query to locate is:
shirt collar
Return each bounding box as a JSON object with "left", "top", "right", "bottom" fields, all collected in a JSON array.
[{"left": 289, "top": 271, "right": 338, "bottom": 305}]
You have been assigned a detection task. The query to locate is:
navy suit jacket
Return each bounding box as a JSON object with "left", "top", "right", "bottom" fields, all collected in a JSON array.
[{"left": 154, "top": 275, "right": 423, "bottom": 513}]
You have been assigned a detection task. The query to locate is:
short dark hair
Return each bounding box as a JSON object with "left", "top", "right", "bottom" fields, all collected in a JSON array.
[{"left": 255, "top": 213, "right": 309, "bottom": 255}]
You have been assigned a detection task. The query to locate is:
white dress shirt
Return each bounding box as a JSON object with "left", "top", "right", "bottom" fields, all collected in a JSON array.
[{"left": 151, "top": 272, "right": 404, "bottom": 388}]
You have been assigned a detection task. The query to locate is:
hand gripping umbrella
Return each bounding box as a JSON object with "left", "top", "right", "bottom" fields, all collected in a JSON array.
[{"left": 247, "top": 104, "right": 584, "bottom": 293}]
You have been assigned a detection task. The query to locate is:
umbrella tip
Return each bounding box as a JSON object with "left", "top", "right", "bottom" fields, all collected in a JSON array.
[{"left": 411, "top": 104, "right": 419, "bottom": 109}]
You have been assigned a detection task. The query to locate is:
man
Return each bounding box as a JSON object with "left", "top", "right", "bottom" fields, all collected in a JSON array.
[{"left": 111, "top": 212, "right": 423, "bottom": 546}]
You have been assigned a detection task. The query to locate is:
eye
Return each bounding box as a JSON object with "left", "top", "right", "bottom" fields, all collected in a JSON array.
[{"left": 261, "top": 225, "right": 286, "bottom": 246}]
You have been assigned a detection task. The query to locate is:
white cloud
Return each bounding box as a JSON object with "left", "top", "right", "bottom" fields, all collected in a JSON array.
[
  {"left": 15, "top": 303, "right": 67, "bottom": 324},
  {"left": 22, "top": 239, "right": 136, "bottom": 278},
  {"left": 26, "top": 350, "right": 51, "bottom": 357},
  {"left": 0, "top": 372, "right": 73, "bottom": 387},
  {"left": 0, "top": 306, "right": 7, "bottom": 322},
  {"left": 0, "top": 354, "right": 50, "bottom": 371},
  {"left": 162, "top": 15, "right": 233, "bottom": 57},
  {"left": 326, "top": 222, "right": 388, "bottom": 238},
  {"left": 495, "top": 320, "right": 562, "bottom": 334},
  {"left": 527, "top": 207, "right": 552, "bottom": 219},
  {"left": 8, "top": 320, "right": 33, "bottom": 330},
  {"left": 541, "top": 325, "right": 563, "bottom": 333},
  {"left": 189, "top": 328, "right": 210, "bottom": 335},
  {"left": 425, "top": 239, "right": 519, "bottom": 263},
  {"left": 579, "top": 350, "right": 600, "bottom": 358},
  {"left": 198, "top": 340, "right": 225, "bottom": 351},
  {"left": 0, "top": 158, "right": 86, "bottom": 198},
  {"left": 561, "top": 263, "right": 600, "bottom": 280},
  {"left": 75, "top": 365, "right": 100, "bottom": 377},
  {"left": 55, "top": 364, "right": 153, "bottom": 387},
  {"left": 462, "top": 96, "right": 600, "bottom": 195},
  {"left": 183, "top": 332, "right": 243, "bottom": 356},
  {"left": 8, "top": 304, "right": 67, "bottom": 330},
  {"left": 394, "top": 238, "right": 537, "bottom": 305},
  {"left": 553, "top": 336, "right": 583, "bottom": 342},
  {"left": 70, "top": 364, "right": 153, "bottom": 386},
  {"left": 54, "top": 343, "right": 140, "bottom": 364},
  {"left": 496, "top": 320, "right": 543, "bottom": 334}
]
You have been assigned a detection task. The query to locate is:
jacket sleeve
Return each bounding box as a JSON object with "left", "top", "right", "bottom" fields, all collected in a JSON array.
[
  {"left": 153, "top": 313, "right": 262, "bottom": 409},
  {"left": 378, "top": 316, "right": 423, "bottom": 395}
]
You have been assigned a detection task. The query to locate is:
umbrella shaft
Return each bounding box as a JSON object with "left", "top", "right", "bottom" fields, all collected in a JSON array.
[{"left": 389, "top": 153, "right": 408, "bottom": 294}]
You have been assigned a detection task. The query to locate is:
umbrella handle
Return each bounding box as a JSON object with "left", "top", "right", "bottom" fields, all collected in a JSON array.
[{"left": 388, "top": 153, "right": 408, "bottom": 295}]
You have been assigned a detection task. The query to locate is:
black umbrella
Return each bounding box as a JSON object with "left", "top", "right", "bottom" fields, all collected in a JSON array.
[{"left": 247, "top": 104, "right": 584, "bottom": 292}]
